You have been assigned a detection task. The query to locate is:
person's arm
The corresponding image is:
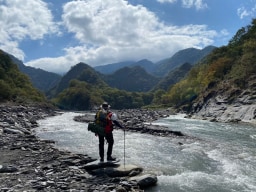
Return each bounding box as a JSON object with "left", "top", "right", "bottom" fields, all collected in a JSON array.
[{"left": 113, "top": 120, "right": 123, "bottom": 128}]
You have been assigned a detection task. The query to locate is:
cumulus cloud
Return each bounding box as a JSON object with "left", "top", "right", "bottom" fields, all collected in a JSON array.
[
  {"left": 59, "top": 0, "right": 215, "bottom": 63},
  {"left": 0, "top": 0, "right": 58, "bottom": 60},
  {"left": 157, "top": 0, "right": 207, "bottom": 10},
  {"left": 1, "top": 0, "right": 218, "bottom": 73},
  {"left": 26, "top": 0, "right": 216, "bottom": 73}
]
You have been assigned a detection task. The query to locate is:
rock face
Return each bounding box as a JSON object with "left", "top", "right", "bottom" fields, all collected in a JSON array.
[
  {"left": 190, "top": 86, "right": 256, "bottom": 124},
  {"left": 0, "top": 104, "right": 157, "bottom": 191}
]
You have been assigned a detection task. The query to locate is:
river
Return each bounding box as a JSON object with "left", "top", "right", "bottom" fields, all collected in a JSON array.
[{"left": 35, "top": 112, "right": 256, "bottom": 192}]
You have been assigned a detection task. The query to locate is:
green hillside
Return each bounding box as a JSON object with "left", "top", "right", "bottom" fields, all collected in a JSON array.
[
  {"left": 103, "top": 66, "right": 160, "bottom": 92},
  {"left": 51, "top": 63, "right": 154, "bottom": 110},
  {"left": 0, "top": 50, "right": 45, "bottom": 103},
  {"left": 160, "top": 19, "right": 256, "bottom": 111},
  {"left": 153, "top": 62, "right": 193, "bottom": 91},
  {"left": 9, "top": 54, "right": 61, "bottom": 93}
]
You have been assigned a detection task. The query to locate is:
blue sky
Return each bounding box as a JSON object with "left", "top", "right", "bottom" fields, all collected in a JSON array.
[{"left": 0, "top": 0, "right": 256, "bottom": 74}]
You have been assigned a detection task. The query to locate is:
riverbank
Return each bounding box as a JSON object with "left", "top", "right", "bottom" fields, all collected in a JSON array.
[{"left": 0, "top": 104, "right": 144, "bottom": 191}]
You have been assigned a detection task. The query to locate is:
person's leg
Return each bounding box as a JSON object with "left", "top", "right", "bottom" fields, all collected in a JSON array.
[
  {"left": 105, "top": 132, "right": 115, "bottom": 160},
  {"left": 98, "top": 135, "right": 105, "bottom": 161}
]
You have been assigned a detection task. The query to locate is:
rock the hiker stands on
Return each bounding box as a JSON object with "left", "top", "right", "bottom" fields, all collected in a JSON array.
[{"left": 83, "top": 160, "right": 158, "bottom": 189}]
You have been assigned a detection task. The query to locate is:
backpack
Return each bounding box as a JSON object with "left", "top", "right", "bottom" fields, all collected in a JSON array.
[{"left": 87, "top": 110, "right": 107, "bottom": 136}]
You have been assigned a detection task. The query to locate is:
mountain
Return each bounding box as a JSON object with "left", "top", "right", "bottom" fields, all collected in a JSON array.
[
  {"left": 0, "top": 50, "right": 45, "bottom": 102},
  {"left": 94, "top": 59, "right": 156, "bottom": 75},
  {"left": 154, "top": 45, "right": 216, "bottom": 77},
  {"left": 48, "top": 62, "right": 107, "bottom": 98},
  {"left": 49, "top": 62, "right": 156, "bottom": 110},
  {"left": 9, "top": 54, "right": 61, "bottom": 93},
  {"left": 94, "top": 46, "right": 216, "bottom": 77},
  {"left": 153, "top": 62, "right": 193, "bottom": 91},
  {"left": 102, "top": 65, "right": 160, "bottom": 92},
  {"left": 163, "top": 19, "right": 256, "bottom": 123},
  {"left": 130, "top": 59, "right": 156, "bottom": 74},
  {"left": 94, "top": 61, "right": 134, "bottom": 74}
]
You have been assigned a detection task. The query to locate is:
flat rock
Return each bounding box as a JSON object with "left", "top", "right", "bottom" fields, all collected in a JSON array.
[
  {"left": 83, "top": 160, "right": 120, "bottom": 171},
  {"left": 91, "top": 164, "right": 143, "bottom": 177}
]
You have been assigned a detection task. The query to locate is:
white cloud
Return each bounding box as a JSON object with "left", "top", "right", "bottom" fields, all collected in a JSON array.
[
  {"left": 182, "top": 0, "right": 207, "bottom": 10},
  {"left": 157, "top": 0, "right": 207, "bottom": 10},
  {"left": 237, "top": 2, "right": 256, "bottom": 20},
  {"left": 0, "top": 0, "right": 58, "bottom": 60},
  {"left": 25, "top": 0, "right": 217, "bottom": 73},
  {"left": 1, "top": 0, "right": 219, "bottom": 73},
  {"left": 237, "top": 7, "right": 250, "bottom": 19}
]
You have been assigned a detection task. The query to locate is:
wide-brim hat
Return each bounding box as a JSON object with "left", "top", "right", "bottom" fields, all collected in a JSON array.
[{"left": 101, "top": 102, "right": 110, "bottom": 109}]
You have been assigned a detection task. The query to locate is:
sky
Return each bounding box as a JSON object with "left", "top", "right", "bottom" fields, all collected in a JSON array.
[{"left": 1, "top": 0, "right": 256, "bottom": 74}]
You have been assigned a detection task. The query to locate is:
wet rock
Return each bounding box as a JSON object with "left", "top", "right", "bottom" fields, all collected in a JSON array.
[
  {"left": 91, "top": 164, "right": 143, "bottom": 177},
  {"left": 0, "top": 165, "right": 18, "bottom": 173},
  {"left": 83, "top": 161, "right": 120, "bottom": 171},
  {"left": 129, "top": 174, "right": 158, "bottom": 188}
]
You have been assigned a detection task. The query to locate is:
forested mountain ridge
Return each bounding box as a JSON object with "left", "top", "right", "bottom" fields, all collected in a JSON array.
[
  {"left": 47, "top": 62, "right": 107, "bottom": 98},
  {"left": 162, "top": 19, "right": 256, "bottom": 123},
  {"left": 4, "top": 45, "right": 215, "bottom": 97},
  {"left": 50, "top": 62, "right": 155, "bottom": 110},
  {"left": 94, "top": 61, "right": 134, "bottom": 74},
  {"left": 0, "top": 50, "right": 45, "bottom": 103},
  {"left": 10, "top": 55, "right": 61, "bottom": 93},
  {"left": 102, "top": 66, "right": 160, "bottom": 92},
  {"left": 94, "top": 46, "right": 216, "bottom": 77},
  {"left": 154, "top": 45, "right": 216, "bottom": 77},
  {"left": 153, "top": 62, "right": 193, "bottom": 91}
]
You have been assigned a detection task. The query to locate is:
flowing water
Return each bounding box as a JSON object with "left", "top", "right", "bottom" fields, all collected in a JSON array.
[{"left": 35, "top": 112, "right": 256, "bottom": 192}]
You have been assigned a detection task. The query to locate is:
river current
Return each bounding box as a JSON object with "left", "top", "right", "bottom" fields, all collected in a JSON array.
[{"left": 36, "top": 112, "right": 256, "bottom": 192}]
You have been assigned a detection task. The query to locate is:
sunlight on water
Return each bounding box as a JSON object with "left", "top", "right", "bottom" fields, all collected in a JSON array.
[{"left": 36, "top": 112, "right": 256, "bottom": 192}]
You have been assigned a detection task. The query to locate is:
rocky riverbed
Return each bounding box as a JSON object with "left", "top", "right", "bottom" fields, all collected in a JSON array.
[
  {"left": 1, "top": 104, "right": 177, "bottom": 192},
  {"left": 0, "top": 104, "right": 149, "bottom": 192}
]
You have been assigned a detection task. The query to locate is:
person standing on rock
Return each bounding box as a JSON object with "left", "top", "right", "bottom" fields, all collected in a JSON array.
[{"left": 95, "top": 102, "right": 124, "bottom": 163}]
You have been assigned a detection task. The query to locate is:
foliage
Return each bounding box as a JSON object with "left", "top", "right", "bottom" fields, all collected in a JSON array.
[
  {"left": 102, "top": 66, "right": 160, "bottom": 92},
  {"left": 0, "top": 50, "right": 45, "bottom": 103},
  {"left": 161, "top": 19, "right": 256, "bottom": 109},
  {"left": 52, "top": 77, "right": 155, "bottom": 110},
  {"left": 153, "top": 63, "right": 193, "bottom": 91}
]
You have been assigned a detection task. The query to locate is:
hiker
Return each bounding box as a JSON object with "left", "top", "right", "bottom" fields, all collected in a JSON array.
[{"left": 95, "top": 102, "right": 124, "bottom": 162}]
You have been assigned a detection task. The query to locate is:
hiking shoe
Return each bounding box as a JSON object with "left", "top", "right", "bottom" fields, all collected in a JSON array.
[
  {"left": 107, "top": 156, "right": 116, "bottom": 161},
  {"left": 99, "top": 158, "right": 104, "bottom": 163}
]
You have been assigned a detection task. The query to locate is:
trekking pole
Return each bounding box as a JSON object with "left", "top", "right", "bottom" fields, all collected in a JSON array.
[{"left": 123, "top": 127, "right": 126, "bottom": 169}]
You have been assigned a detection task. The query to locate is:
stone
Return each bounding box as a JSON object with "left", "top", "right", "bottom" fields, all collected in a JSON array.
[
  {"left": 3, "top": 127, "right": 24, "bottom": 135},
  {"left": 91, "top": 164, "right": 143, "bottom": 177},
  {"left": 0, "top": 165, "right": 18, "bottom": 173},
  {"left": 129, "top": 174, "right": 158, "bottom": 188}
]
